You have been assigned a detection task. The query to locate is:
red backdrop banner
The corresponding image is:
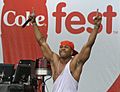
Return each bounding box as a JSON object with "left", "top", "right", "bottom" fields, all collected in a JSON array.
[{"left": 1, "top": 0, "right": 48, "bottom": 64}]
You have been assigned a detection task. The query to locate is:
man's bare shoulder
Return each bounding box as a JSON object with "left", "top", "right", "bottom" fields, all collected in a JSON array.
[{"left": 52, "top": 52, "right": 60, "bottom": 63}]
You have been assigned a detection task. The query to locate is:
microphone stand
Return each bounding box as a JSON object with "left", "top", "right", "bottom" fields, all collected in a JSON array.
[
  {"left": 42, "top": 75, "right": 45, "bottom": 92},
  {"left": 37, "top": 75, "right": 46, "bottom": 92},
  {"left": 35, "top": 57, "right": 51, "bottom": 92}
]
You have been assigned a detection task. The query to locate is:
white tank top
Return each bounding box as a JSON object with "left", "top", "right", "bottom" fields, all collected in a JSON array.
[{"left": 52, "top": 61, "right": 78, "bottom": 92}]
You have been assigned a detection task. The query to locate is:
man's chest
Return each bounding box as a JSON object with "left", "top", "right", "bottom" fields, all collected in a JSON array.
[{"left": 53, "top": 63, "right": 66, "bottom": 80}]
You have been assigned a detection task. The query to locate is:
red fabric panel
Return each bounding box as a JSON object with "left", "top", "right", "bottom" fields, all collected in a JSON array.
[
  {"left": 107, "top": 75, "right": 120, "bottom": 92},
  {"left": 1, "top": 0, "right": 48, "bottom": 64}
]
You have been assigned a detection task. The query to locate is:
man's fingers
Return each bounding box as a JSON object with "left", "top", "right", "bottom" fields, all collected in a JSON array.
[
  {"left": 94, "top": 9, "right": 102, "bottom": 21},
  {"left": 31, "top": 7, "right": 35, "bottom": 16},
  {"left": 94, "top": 9, "right": 102, "bottom": 26},
  {"left": 98, "top": 16, "right": 102, "bottom": 21},
  {"left": 32, "top": 7, "right": 35, "bottom": 13},
  {"left": 96, "top": 9, "right": 99, "bottom": 17},
  {"left": 94, "top": 9, "right": 99, "bottom": 21}
]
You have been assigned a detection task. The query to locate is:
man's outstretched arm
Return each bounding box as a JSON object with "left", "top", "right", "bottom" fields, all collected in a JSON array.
[
  {"left": 75, "top": 9, "right": 102, "bottom": 65},
  {"left": 29, "top": 12, "right": 54, "bottom": 62},
  {"left": 70, "top": 12, "right": 102, "bottom": 81}
]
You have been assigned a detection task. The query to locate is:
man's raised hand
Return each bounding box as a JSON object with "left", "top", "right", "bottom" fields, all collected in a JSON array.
[
  {"left": 29, "top": 8, "right": 36, "bottom": 23},
  {"left": 94, "top": 9, "right": 102, "bottom": 29}
]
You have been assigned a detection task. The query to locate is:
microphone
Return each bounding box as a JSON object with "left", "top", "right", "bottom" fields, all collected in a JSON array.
[
  {"left": 22, "top": 18, "right": 32, "bottom": 28},
  {"left": 22, "top": 11, "right": 35, "bottom": 28}
]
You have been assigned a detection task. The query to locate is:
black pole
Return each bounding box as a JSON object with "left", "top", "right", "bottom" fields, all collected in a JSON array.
[{"left": 42, "top": 76, "right": 45, "bottom": 92}]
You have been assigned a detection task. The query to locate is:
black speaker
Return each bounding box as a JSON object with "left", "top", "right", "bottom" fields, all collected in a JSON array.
[
  {"left": 0, "top": 63, "right": 15, "bottom": 83},
  {"left": 19, "top": 60, "right": 36, "bottom": 77},
  {"left": 12, "top": 64, "right": 31, "bottom": 84}
]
